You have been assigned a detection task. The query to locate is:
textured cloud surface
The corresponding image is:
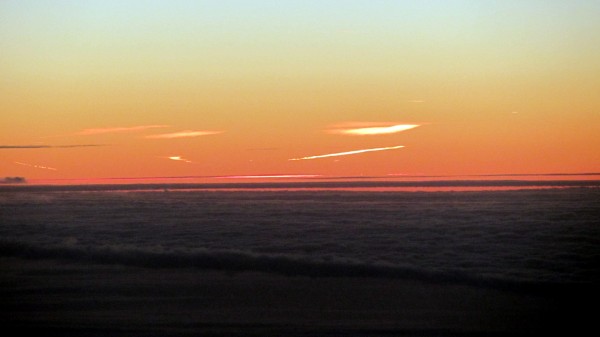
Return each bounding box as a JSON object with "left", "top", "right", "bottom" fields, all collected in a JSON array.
[{"left": 1, "top": 187, "right": 597, "bottom": 289}]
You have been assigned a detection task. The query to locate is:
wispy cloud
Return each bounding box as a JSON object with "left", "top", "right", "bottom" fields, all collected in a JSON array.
[
  {"left": 289, "top": 145, "right": 404, "bottom": 161},
  {"left": 76, "top": 125, "right": 170, "bottom": 136},
  {"left": 246, "top": 147, "right": 280, "bottom": 151},
  {"left": 167, "top": 156, "right": 192, "bottom": 163},
  {"left": 15, "top": 161, "right": 58, "bottom": 171},
  {"left": 145, "top": 130, "right": 223, "bottom": 139},
  {"left": 1, "top": 144, "right": 104, "bottom": 149},
  {"left": 326, "top": 122, "right": 420, "bottom": 136},
  {"left": 221, "top": 174, "right": 322, "bottom": 179}
]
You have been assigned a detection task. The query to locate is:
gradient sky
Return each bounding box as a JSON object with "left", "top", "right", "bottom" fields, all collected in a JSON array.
[{"left": 2, "top": 0, "right": 600, "bottom": 182}]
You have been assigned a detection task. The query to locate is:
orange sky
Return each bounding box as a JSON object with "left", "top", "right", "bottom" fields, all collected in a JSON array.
[{"left": 1, "top": 1, "right": 600, "bottom": 184}]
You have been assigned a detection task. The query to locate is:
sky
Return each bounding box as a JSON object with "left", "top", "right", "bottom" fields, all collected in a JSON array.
[{"left": 1, "top": 0, "right": 600, "bottom": 183}]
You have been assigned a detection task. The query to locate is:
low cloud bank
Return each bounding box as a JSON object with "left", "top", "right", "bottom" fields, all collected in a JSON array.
[
  {"left": 0, "top": 177, "right": 27, "bottom": 184},
  {"left": 0, "top": 240, "right": 574, "bottom": 294}
]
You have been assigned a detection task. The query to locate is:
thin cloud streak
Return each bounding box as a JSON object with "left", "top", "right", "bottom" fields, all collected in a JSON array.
[
  {"left": 15, "top": 161, "right": 58, "bottom": 171},
  {"left": 221, "top": 174, "right": 322, "bottom": 179},
  {"left": 289, "top": 145, "right": 404, "bottom": 161},
  {"left": 327, "top": 123, "right": 420, "bottom": 136},
  {"left": 1, "top": 144, "right": 105, "bottom": 149},
  {"left": 146, "top": 130, "right": 223, "bottom": 139},
  {"left": 76, "top": 125, "right": 169, "bottom": 135}
]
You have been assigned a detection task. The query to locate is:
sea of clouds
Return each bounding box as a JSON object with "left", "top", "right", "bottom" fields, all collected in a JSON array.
[{"left": 1, "top": 185, "right": 598, "bottom": 290}]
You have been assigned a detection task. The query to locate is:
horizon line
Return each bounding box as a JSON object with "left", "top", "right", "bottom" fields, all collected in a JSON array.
[
  {"left": 2, "top": 179, "right": 600, "bottom": 192},
  {"left": 3, "top": 172, "right": 600, "bottom": 189},
  {"left": 19, "top": 172, "right": 600, "bottom": 183}
]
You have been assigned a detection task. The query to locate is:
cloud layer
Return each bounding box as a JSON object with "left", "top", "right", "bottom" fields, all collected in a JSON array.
[{"left": 2, "top": 187, "right": 597, "bottom": 290}]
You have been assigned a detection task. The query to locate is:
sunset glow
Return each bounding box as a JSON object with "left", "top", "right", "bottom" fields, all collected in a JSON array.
[
  {"left": 1, "top": 1, "right": 598, "bottom": 183},
  {"left": 2, "top": 5, "right": 599, "bottom": 337}
]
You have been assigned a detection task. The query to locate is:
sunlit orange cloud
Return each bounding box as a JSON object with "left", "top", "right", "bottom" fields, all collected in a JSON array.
[
  {"left": 76, "top": 125, "right": 169, "bottom": 135},
  {"left": 167, "top": 156, "right": 192, "bottom": 163},
  {"left": 145, "top": 130, "right": 223, "bottom": 139},
  {"left": 15, "top": 161, "right": 57, "bottom": 171},
  {"left": 289, "top": 145, "right": 405, "bottom": 161},
  {"left": 326, "top": 122, "right": 420, "bottom": 136},
  {"left": 221, "top": 174, "right": 322, "bottom": 179}
]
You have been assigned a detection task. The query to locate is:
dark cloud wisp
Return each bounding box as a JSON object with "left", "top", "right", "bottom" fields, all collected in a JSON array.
[
  {"left": 0, "top": 177, "right": 27, "bottom": 184},
  {"left": 0, "top": 144, "right": 106, "bottom": 149}
]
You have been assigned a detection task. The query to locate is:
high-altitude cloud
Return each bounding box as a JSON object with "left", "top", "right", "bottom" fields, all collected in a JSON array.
[
  {"left": 289, "top": 145, "right": 404, "bottom": 161},
  {"left": 167, "top": 156, "right": 192, "bottom": 163},
  {"left": 15, "top": 161, "right": 58, "bottom": 171},
  {"left": 146, "top": 130, "right": 223, "bottom": 139},
  {"left": 326, "top": 123, "right": 420, "bottom": 136},
  {"left": 221, "top": 174, "right": 322, "bottom": 179},
  {"left": 76, "top": 125, "right": 169, "bottom": 135},
  {"left": 0, "top": 144, "right": 104, "bottom": 149}
]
